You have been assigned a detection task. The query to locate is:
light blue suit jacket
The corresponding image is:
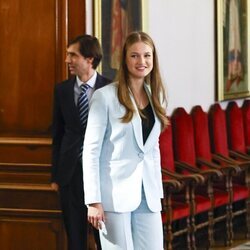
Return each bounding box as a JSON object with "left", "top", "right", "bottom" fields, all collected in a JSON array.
[{"left": 82, "top": 82, "right": 164, "bottom": 213}]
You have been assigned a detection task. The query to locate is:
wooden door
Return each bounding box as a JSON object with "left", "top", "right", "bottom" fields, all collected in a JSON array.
[{"left": 0, "top": 0, "right": 86, "bottom": 249}]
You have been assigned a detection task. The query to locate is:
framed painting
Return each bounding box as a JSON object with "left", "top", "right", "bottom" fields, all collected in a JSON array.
[
  {"left": 94, "top": 0, "right": 147, "bottom": 80},
  {"left": 216, "top": 0, "right": 250, "bottom": 101}
]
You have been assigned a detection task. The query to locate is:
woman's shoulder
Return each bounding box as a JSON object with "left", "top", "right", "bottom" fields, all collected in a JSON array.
[
  {"left": 95, "top": 81, "right": 118, "bottom": 95},
  {"left": 91, "top": 82, "right": 120, "bottom": 109}
]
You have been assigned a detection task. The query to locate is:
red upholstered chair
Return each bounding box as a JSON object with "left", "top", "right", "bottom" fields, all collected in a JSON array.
[
  {"left": 242, "top": 99, "right": 250, "bottom": 153},
  {"left": 191, "top": 105, "right": 248, "bottom": 244},
  {"left": 161, "top": 167, "right": 185, "bottom": 250},
  {"left": 171, "top": 107, "right": 231, "bottom": 248},
  {"left": 226, "top": 101, "right": 250, "bottom": 157},
  {"left": 209, "top": 103, "right": 250, "bottom": 238},
  {"left": 160, "top": 124, "right": 206, "bottom": 250}
]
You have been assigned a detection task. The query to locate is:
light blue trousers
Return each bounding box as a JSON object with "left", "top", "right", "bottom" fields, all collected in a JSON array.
[{"left": 99, "top": 188, "right": 163, "bottom": 250}]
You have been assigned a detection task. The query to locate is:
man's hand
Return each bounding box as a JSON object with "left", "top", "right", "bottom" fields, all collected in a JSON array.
[{"left": 51, "top": 182, "right": 59, "bottom": 191}]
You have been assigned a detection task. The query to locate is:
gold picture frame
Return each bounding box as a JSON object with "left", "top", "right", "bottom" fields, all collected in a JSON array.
[
  {"left": 94, "top": 0, "right": 148, "bottom": 80},
  {"left": 216, "top": 0, "right": 250, "bottom": 101}
]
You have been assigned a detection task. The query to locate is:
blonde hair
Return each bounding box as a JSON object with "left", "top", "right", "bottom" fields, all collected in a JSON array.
[{"left": 116, "top": 31, "right": 169, "bottom": 129}]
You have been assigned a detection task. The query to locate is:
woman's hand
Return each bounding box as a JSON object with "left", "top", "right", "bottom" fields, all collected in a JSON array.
[{"left": 88, "top": 203, "right": 105, "bottom": 230}]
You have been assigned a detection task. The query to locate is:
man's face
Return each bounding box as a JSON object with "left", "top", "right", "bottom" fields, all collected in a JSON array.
[{"left": 65, "top": 42, "right": 93, "bottom": 77}]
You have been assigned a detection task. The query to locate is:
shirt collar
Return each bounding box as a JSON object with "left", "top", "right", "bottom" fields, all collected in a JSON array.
[{"left": 76, "top": 71, "right": 97, "bottom": 89}]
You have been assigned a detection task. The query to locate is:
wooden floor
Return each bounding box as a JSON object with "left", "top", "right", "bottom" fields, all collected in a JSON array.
[
  {"left": 208, "top": 227, "right": 249, "bottom": 250},
  {"left": 211, "top": 239, "right": 250, "bottom": 250},
  {"left": 171, "top": 214, "right": 249, "bottom": 250},
  {"left": 211, "top": 220, "right": 249, "bottom": 250}
]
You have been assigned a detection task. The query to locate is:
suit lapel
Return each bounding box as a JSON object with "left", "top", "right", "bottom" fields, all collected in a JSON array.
[
  {"left": 129, "top": 83, "right": 160, "bottom": 152},
  {"left": 129, "top": 90, "right": 144, "bottom": 152},
  {"left": 143, "top": 84, "right": 161, "bottom": 152},
  {"left": 64, "top": 78, "right": 82, "bottom": 129},
  {"left": 94, "top": 73, "right": 109, "bottom": 90}
]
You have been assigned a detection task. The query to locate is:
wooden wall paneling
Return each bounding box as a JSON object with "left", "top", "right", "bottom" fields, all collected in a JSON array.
[
  {"left": 0, "top": 0, "right": 88, "bottom": 249},
  {"left": 68, "top": 0, "right": 86, "bottom": 41},
  {"left": 0, "top": 183, "right": 65, "bottom": 250},
  {"left": 0, "top": 0, "right": 68, "bottom": 137},
  {"left": 0, "top": 213, "right": 66, "bottom": 250},
  {"left": 56, "top": 0, "right": 68, "bottom": 82},
  {"left": 0, "top": 184, "right": 60, "bottom": 210},
  {"left": 0, "top": 137, "right": 52, "bottom": 164},
  {"left": 0, "top": 163, "right": 51, "bottom": 184},
  {"left": 0, "top": 0, "right": 87, "bottom": 140}
]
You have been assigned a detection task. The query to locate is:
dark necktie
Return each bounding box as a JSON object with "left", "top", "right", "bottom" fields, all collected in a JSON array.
[
  {"left": 78, "top": 84, "right": 90, "bottom": 159},
  {"left": 78, "top": 84, "right": 90, "bottom": 129}
]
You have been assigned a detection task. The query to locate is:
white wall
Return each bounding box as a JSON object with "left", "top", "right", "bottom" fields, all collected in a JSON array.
[
  {"left": 86, "top": 0, "right": 245, "bottom": 115},
  {"left": 148, "top": 0, "right": 215, "bottom": 114}
]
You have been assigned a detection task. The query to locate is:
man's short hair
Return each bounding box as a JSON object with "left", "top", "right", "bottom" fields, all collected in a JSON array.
[{"left": 68, "top": 34, "right": 102, "bottom": 69}]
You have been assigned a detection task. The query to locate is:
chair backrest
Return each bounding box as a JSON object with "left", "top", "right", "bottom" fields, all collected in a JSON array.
[
  {"left": 191, "top": 105, "right": 212, "bottom": 162},
  {"left": 208, "top": 103, "right": 229, "bottom": 156},
  {"left": 171, "top": 107, "right": 197, "bottom": 166},
  {"left": 226, "top": 101, "right": 246, "bottom": 153},
  {"left": 159, "top": 123, "right": 176, "bottom": 173},
  {"left": 242, "top": 99, "right": 250, "bottom": 148}
]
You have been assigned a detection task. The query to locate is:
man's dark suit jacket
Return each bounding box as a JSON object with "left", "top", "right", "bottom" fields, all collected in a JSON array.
[{"left": 51, "top": 73, "right": 110, "bottom": 186}]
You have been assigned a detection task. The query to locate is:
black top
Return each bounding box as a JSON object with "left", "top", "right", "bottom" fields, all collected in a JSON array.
[{"left": 140, "top": 103, "right": 155, "bottom": 144}]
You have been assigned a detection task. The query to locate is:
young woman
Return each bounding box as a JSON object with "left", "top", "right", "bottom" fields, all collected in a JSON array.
[{"left": 82, "top": 31, "right": 168, "bottom": 250}]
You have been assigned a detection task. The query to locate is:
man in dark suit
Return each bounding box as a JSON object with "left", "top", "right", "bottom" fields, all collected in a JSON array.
[{"left": 51, "top": 34, "right": 111, "bottom": 250}]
